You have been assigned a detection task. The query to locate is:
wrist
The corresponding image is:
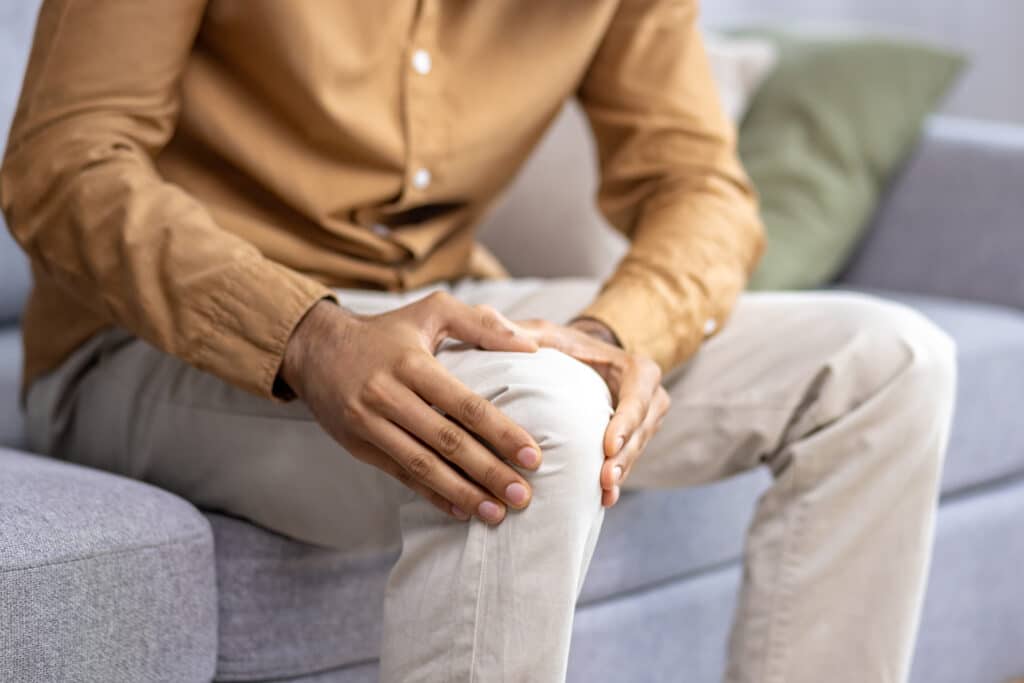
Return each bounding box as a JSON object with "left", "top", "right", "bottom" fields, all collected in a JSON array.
[{"left": 279, "top": 298, "right": 350, "bottom": 398}]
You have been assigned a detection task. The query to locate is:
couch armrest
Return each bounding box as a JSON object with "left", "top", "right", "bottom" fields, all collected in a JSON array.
[
  {"left": 0, "top": 448, "right": 217, "bottom": 681},
  {"left": 838, "top": 116, "right": 1024, "bottom": 310}
]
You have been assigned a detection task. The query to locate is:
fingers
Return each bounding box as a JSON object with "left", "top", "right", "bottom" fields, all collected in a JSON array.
[
  {"left": 602, "top": 485, "right": 621, "bottom": 508},
  {"left": 380, "top": 383, "right": 534, "bottom": 511},
  {"left": 426, "top": 292, "right": 538, "bottom": 354},
  {"left": 363, "top": 414, "right": 509, "bottom": 525},
  {"left": 345, "top": 437, "right": 464, "bottom": 519},
  {"left": 601, "top": 386, "right": 670, "bottom": 503},
  {"left": 603, "top": 357, "right": 662, "bottom": 459},
  {"left": 401, "top": 355, "right": 543, "bottom": 472}
]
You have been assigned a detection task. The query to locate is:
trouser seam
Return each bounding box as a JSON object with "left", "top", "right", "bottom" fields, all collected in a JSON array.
[
  {"left": 467, "top": 524, "right": 489, "bottom": 683},
  {"left": 761, "top": 468, "right": 810, "bottom": 683}
]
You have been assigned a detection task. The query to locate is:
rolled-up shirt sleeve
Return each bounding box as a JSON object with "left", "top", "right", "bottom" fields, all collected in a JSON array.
[
  {"left": 576, "top": 0, "right": 766, "bottom": 373},
  {"left": 0, "top": 0, "right": 335, "bottom": 398}
]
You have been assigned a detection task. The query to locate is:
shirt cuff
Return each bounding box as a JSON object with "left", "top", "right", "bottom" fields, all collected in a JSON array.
[
  {"left": 187, "top": 256, "right": 337, "bottom": 400},
  {"left": 579, "top": 273, "right": 716, "bottom": 375}
]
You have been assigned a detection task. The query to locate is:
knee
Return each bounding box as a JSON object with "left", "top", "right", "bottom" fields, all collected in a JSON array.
[
  {"left": 819, "top": 294, "right": 958, "bottom": 465},
  {"left": 487, "top": 348, "right": 613, "bottom": 505},
  {"left": 845, "top": 292, "right": 957, "bottom": 399}
]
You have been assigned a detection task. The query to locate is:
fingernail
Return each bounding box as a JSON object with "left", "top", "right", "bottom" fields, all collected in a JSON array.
[
  {"left": 516, "top": 447, "right": 540, "bottom": 468},
  {"left": 478, "top": 500, "right": 504, "bottom": 523},
  {"left": 451, "top": 505, "right": 470, "bottom": 521},
  {"left": 613, "top": 465, "right": 623, "bottom": 483},
  {"left": 505, "top": 482, "right": 529, "bottom": 506},
  {"left": 614, "top": 435, "right": 625, "bottom": 454}
]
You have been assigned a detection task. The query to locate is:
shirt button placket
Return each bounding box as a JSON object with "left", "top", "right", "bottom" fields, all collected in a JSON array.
[{"left": 405, "top": 2, "right": 439, "bottom": 198}]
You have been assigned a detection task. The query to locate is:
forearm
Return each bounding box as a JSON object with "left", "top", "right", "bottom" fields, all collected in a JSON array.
[{"left": 575, "top": 0, "right": 765, "bottom": 374}]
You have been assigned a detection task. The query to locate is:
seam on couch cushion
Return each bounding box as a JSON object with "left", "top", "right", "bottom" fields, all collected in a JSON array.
[{"left": 0, "top": 530, "right": 210, "bottom": 574}]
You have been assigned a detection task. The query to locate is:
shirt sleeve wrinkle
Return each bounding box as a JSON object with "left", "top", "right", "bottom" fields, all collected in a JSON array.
[{"left": 576, "top": 0, "right": 765, "bottom": 373}]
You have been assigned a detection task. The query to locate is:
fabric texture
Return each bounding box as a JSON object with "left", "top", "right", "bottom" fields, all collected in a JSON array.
[
  {"left": 0, "top": 449, "right": 217, "bottom": 683},
  {"left": 25, "top": 277, "right": 956, "bottom": 682},
  {"left": 0, "top": 0, "right": 762, "bottom": 398},
  {"left": 736, "top": 29, "right": 965, "bottom": 291}
]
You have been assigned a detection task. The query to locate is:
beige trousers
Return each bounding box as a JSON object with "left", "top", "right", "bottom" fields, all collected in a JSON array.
[{"left": 25, "top": 278, "right": 958, "bottom": 683}]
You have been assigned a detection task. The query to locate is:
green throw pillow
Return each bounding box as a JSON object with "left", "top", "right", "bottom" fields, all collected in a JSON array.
[{"left": 733, "top": 29, "right": 966, "bottom": 291}]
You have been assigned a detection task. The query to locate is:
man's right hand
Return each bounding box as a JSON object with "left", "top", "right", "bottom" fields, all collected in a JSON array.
[{"left": 279, "top": 292, "right": 543, "bottom": 525}]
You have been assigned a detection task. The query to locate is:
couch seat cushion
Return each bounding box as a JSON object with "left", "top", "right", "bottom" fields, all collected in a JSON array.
[
  {"left": 0, "top": 449, "right": 217, "bottom": 682},
  {"left": 209, "top": 289, "right": 1024, "bottom": 679}
]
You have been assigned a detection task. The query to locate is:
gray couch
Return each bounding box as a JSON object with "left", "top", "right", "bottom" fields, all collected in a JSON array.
[{"left": 3, "top": 10, "right": 1024, "bottom": 683}]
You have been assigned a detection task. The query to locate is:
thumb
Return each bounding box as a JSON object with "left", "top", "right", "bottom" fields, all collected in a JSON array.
[{"left": 441, "top": 302, "right": 539, "bottom": 353}]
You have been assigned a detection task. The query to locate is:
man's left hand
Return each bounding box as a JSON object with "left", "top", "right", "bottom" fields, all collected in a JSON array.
[{"left": 514, "top": 316, "right": 671, "bottom": 507}]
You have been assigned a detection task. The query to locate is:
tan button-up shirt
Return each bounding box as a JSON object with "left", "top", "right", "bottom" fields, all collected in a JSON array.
[{"left": 1, "top": 0, "right": 764, "bottom": 399}]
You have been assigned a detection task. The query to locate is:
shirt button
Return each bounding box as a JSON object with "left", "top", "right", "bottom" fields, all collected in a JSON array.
[
  {"left": 412, "top": 167, "right": 432, "bottom": 190},
  {"left": 411, "top": 49, "right": 432, "bottom": 75},
  {"left": 370, "top": 223, "right": 391, "bottom": 237},
  {"left": 703, "top": 318, "right": 718, "bottom": 336}
]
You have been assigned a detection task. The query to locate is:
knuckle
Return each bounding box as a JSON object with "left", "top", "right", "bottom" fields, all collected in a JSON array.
[
  {"left": 457, "top": 489, "right": 482, "bottom": 513},
  {"left": 394, "top": 350, "right": 426, "bottom": 378},
  {"left": 426, "top": 290, "right": 452, "bottom": 309},
  {"left": 405, "top": 454, "right": 433, "bottom": 480},
  {"left": 645, "top": 359, "right": 663, "bottom": 382},
  {"left": 436, "top": 424, "right": 464, "bottom": 456},
  {"left": 481, "top": 462, "right": 504, "bottom": 489},
  {"left": 392, "top": 466, "right": 415, "bottom": 488},
  {"left": 658, "top": 389, "right": 672, "bottom": 414},
  {"left": 339, "top": 400, "right": 366, "bottom": 426},
  {"left": 477, "top": 308, "right": 505, "bottom": 332},
  {"left": 458, "top": 395, "right": 488, "bottom": 427},
  {"left": 498, "top": 426, "right": 523, "bottom": 449},
  {"left": 360, "top": 374, "right": 390, "bottom": 406}
]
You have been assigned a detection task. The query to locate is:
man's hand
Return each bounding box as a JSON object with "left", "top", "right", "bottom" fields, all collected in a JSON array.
[
  {"left": 280, "top": 293, "right": 543, "bottom": 525},
  {"left": 516, "top": 318, "right": 670, "bottom": 507}
]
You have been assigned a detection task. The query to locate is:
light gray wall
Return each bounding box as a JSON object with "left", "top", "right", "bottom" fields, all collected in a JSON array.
[{"left": 702, "top": 0, "right": 1024, "bottom": 124}]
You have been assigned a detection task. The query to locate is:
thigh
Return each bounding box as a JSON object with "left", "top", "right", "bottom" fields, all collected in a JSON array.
[
  {"left": 26, "top": 327, "right": 414, "bottom": 552},
  {"left": 631, "top": 288, "right": 946, "bottom": 488},
  {"left": 25, "top": 286, "right": 449, "bottom": 552}
]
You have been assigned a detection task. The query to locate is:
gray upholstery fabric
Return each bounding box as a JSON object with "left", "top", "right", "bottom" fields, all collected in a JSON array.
[
  {"left": 0, "top": 328, "right": 24, "bottom": 449},
  {"left": 910, "top": 476, "right": 1024, "bottom": 683},
  {"left": 209, "top": 514, "right": 396, "bottom": 682},
  {"left": 840, "top": 117, "right": 1024, "bottom": 310},
  {"left": 0, "top": 449, "right": 217, "bottom": 682}
]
